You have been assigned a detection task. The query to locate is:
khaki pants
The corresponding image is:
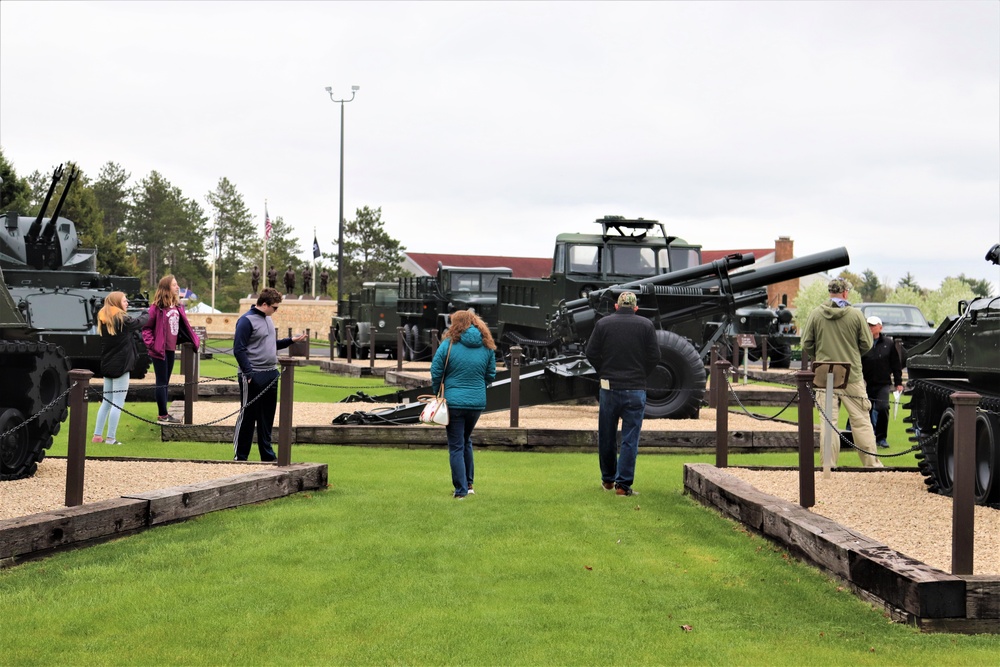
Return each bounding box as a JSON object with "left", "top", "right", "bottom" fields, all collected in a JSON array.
[{"left": 817, "top": 382, "right": 883, "bottom": 468}]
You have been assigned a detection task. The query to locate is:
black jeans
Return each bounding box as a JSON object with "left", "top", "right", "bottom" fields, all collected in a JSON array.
[
  {"left": 151, "top": 351, "right": 176, "bottom": 417},
  {"left": 233, "top": 369, "right": 280, "bottom": 461}
]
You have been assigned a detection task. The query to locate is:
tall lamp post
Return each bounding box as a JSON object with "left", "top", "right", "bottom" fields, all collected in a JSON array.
[{"left": 325, "top": 84, "right": 359, "bottom": 302}]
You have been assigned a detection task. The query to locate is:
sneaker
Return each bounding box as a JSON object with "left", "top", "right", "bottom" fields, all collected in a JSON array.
[
  {"left": 615, "top": 486, "right": 639, "bottom": 496},
  {"left": 454, "top": 494, "right": 467, "bottom": 500},
  {"left": 876, "top": 440, "right": 889, "bottom": 449},
  {"left": 467, "top": 487, "right": 475, "bottom": 495},
  {"left": 157, "top": 415, "right": 181, "bottom": 424},
  {"left": 91, "top": 435, "right": 103, "bottom": 443},
  {"left": 105, "top": 438, "right": 123, "bottom": 446},
  {"left": 602, "top": 481, "right": 615, "bottom": 491}
]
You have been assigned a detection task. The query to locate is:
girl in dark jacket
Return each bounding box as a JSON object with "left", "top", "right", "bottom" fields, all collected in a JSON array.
[
  {"left": 93, "top": 292, "right": 148, "bottom": 445},
  {"left": 141, "top": 274, "right": 200, "bottom": 424},
  {"left": 430, "top": 309, "right": 497, "bottom": 499}
]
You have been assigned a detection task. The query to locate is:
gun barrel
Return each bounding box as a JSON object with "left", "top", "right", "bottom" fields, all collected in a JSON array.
[
  {"left": 27, "top": 164, "right": 63, "bottom": 243},
  {"left": 690, "top": 246, "right": 850, "bottom": 293}
]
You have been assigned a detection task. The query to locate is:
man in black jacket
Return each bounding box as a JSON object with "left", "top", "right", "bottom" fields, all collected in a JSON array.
[
  {"left": 861, "top": 316, "right": 904, "bottom": 448},
  {"left": 585, "top": 291, "right": 661, "bottom": 496}
]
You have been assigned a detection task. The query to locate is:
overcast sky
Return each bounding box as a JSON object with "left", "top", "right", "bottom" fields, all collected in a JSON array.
[{"left": 2, "top": 1, "right": 998, "bottom": 294}]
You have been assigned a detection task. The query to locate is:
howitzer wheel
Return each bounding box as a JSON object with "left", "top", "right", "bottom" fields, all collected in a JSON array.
[
  {"left": 644, "top": 330, "right": 706, "bottom": 420},
  {"left": 0, "top": 340, "right": 72, "bottom": 480}
]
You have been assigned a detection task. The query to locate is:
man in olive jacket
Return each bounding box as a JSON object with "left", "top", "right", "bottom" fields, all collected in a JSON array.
[{"left": 801, "top": 278, "right": 882, "bottom": 467}]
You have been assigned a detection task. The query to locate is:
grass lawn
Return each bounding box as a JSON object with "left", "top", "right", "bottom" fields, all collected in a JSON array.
[{"left": 1, "top": 360, "right": 997, "bottom": 665}]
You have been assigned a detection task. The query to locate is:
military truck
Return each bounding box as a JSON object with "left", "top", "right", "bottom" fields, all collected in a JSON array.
[
  {"left": 496, "top": 216, "right": 703, "bottom": 361},
  {"left": 331, "top": 281, "right": 400, "bottom": 359},
  {"left": 0, "top": 165, "right": 151, "bottom": 378},
  {"left": 397, "top": 263, "right": 512, "bottom": 360}
]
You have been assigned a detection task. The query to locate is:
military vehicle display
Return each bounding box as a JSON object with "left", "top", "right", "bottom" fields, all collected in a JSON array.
[
  {"left": 331, "top": 281, "right": 400, "bottom": 359},
  {"left": 906, "top": 243, "right": 1000, "bottom": 507},
  {"left": 0, "top": 266, "right": 72, "bottom": 480},
  {"left": 0, "top": 165, "right": 151, "bottom": 378},
  {"left": 334, "top": 244, "right": 850, "bottom": 423},
  {"left": 397, "top": 263, "right": 512, "bottom": 361},
  {"left": 729, "top": 303, "right": 796, "bottom": 368}
]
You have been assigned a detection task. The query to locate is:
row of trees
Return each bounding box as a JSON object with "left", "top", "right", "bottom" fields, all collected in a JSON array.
[{"left": 0, "top": 149, "right": 407, "bottom": 311}]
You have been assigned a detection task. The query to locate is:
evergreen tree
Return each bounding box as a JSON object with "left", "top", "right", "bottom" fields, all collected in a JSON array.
[
  {"left": 92, "top": 162, "right": 131, "bottom": 237},
  {"left": 897, "top": 272, "right": 923, "bottom": 294},
  {"left": 955, "top": 273, "right": 994, "bottom": 298},
  {"left": 337, "top": 206, "right": 410, "bottom": 297},
  {"left": 0, "top": 148, "right": 32, "bottom": 213},
  {"left": 126, "top": 171, "right": 193, "bottom": 286},
  {"left": 205, "top": 178, "right": 256, "bottom": 310}
]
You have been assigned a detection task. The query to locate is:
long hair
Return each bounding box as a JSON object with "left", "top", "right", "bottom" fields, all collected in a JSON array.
[
  {"left": 97, "top": 291, "right": 128, "bottom": 336},
  {"left": 444, "top": 309, "right": 496, "bottom": 350},
  {"left": 152, "top": 274, "right": 179, "bottom": 309}
]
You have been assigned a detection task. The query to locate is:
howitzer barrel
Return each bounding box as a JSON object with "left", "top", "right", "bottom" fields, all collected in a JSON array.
[{"left": 689, "top": 246, "right": 850, "bottom": 293}]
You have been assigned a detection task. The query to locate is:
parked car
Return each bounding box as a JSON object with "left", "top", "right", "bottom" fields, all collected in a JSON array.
[{"left": 854, "top": 302, "right": 938, "bottom": 354}]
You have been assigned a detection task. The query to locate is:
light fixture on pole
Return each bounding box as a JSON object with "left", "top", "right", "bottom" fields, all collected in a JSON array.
[{"left": 325, "top": 84, "right": 359, "bottom": 301}]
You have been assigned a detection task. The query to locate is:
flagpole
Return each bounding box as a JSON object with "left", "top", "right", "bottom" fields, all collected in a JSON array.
[
  {"left": 312, "top": 226, "right": 317, "bottom": 298},
  {"left": 262, "top": 200, "right": 269, "bottom": 287},
  {"left": 211, "top": 228, "right": 216, "bottom": 311}
]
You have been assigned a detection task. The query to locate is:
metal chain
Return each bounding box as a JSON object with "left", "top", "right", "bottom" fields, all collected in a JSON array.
[
  {"left": 0, "top": 382, "right": 76, "bottom": 442},
  {"left": 808, "top": 386, "right": 923, "bottom": 458},
  {"left": 723, "top": 375, "right": 798, "bottom": 421}
]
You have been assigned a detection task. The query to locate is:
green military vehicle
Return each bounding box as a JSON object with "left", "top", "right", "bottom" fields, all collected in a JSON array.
[
  {"left": 331, "top": 281, "right": 400, "bottom": 359},
  {"left": 398, "top": 263, "right": 512, "bottom": 361},
  {"left": 496, "top": 216, "right": 703, "bottom": 360}
]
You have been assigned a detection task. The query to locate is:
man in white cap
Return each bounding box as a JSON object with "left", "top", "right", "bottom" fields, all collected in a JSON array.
[
  {"left": 861, "top": 315, "right": 904, "bottom": 448},
  {"left": 800, "top": 278, "right": 882, "bottom": 467},
  {"left": 585, "top": 291, "right": 661, "bottom": 496}
]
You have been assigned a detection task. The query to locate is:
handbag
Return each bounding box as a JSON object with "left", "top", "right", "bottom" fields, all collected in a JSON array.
[{"left": 418, "top": 342, "right": 452, "bottom": 426}]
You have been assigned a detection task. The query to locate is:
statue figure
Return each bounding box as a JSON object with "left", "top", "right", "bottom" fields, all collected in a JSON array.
[
  {"left": 283, "top": 265, "right": 296, "bottom": 294},
  {"left": 251, "top": 265, "right": 260, "bottom": 294},
  {"left": 302, "top": 268, "right": 312, "bottom": 295},
  {"left": 267, "top": 267, "right": 278, "bottom": 289},
  {"left": 319, "top": 270, "right": 330, "bottom": 295}
]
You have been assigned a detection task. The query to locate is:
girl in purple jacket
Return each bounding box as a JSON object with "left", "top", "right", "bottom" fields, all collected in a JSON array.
[{"left": 141, "top": 274, "right": 200, "bottom": 423}]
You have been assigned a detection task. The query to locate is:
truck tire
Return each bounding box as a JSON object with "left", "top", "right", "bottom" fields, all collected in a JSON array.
[{"left": 644, "top": 330, "right": 706, "bottom": 419}]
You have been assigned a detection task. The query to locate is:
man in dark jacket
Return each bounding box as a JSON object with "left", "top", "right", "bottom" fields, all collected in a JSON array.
[
  {"left": 861, "top": 316, "right": 904, "bottom": 448},
  {"left": 585, "top": 291, "right": 661, "bottom": 496}
]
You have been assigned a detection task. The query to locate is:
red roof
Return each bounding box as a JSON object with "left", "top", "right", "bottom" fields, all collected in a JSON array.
[{"left": 406, "top": 252, "right": 551, "bottom": 279}]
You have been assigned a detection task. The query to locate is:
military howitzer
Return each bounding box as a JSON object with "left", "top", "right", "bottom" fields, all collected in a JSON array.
[
  {"left": 905, "top": 243, "right": 1000, "bottom": 507},
  {"left": 0, "top": 164, "right": 151, "bottom": 378}
]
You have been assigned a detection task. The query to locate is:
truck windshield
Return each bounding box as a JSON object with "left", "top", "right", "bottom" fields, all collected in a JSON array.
[
  {"left": 610, "top": 246, "right": 660, "bottom": 276},
  {"left": 568, "top": 245, "right": 601, "bottom": 274}
]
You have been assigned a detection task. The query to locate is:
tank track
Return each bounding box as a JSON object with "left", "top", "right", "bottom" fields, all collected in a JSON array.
[
  {"left": 906, "top": 378, "right": 1000, "bottom": 508},
  {"left": 0, "top": 340, "right": 72, "bottom": 481}
]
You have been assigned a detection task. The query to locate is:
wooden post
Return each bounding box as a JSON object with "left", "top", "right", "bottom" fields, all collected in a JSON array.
[
  {"left": 305, "top": 328, "right": 311, "bottom": 360},
  {"left": 182, "top": 343, "right": 195, "bottom": 425},
  {"left": 65, "top": 369, "right": 94, "bottom": 507},
  {"left": 951, "top": 391, "right": 979, "bottom": 575},
  {"left": 509, "top": 345, "right": 522, "bottom": 428},
  {"left": 397, "top": 327, "right": 404, "bottom": 371},
  {"left": 714, "top": 359, "right": 730, "bottom": 468},
  {"left": 277, "top": 357, "right": 301, "bottom": 467},
  {"left": 708, "top": 346, "right": 719, "bottom": 409},
  {"left": 796, "top": 368, "right": 816, "bottom": 508}
]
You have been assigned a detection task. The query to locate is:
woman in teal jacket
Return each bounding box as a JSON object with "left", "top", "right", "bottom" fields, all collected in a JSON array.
[{"left": 430, "top": 309, "right": 497, "bottom": 499}]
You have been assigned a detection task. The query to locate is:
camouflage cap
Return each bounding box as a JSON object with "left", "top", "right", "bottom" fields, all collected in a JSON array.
[
  {"left": 827, "top": 277, "right": 851, "bottom": 294},
  {"left": 617, "top": 291, "right": 638, "bottom": 308}
]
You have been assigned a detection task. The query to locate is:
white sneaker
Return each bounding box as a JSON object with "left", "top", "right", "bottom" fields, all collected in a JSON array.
[{"left": 468, "top": 487, "right": 475, "bottom": 495}]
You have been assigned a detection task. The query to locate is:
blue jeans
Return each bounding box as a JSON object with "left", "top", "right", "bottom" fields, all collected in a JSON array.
[
  {"left": 94, "top": 373, "right": 131, "bottom": 441},
  {"left": 151, "top": 351, "right": 176, "bottom": 416},
  {"left": 446, "top": 408, "right": 480, "bottom": 497},
  {"left": 598, "top": 388, "right": 647, "bottom": 490}
]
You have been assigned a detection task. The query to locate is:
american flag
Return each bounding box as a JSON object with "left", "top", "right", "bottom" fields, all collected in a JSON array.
[{"left": 264, "top": 205, "right": 272, "bottom": 240}]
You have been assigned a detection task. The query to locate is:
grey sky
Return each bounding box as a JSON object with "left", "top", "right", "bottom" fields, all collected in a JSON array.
[{"left": 2, "top": 1, "right": 998, "bottom": 294}]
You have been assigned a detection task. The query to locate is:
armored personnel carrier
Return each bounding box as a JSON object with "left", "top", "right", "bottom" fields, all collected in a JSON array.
[
  {"left": 0, "top": 165, "right": 151, "bottom": 378},
  {"left": 906, "top": 243, "right": 1000, "bottom": 507},
  {"left": 0, "top": 266, "right": 72, "bottom": 480}
]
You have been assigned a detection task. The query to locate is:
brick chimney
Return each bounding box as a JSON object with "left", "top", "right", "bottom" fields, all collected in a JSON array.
[{"left": 768, "top": 236, "right": 799, "bottom": 308}]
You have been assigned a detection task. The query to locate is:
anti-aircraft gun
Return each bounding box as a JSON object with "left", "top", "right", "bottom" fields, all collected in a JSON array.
[
  {"left": 332, "top": 245, "right": 850, "bottom": 425},
  {"left": 905, "top": 243, "right": 1000, "bottom": 507},
  {"left": 0, "top": 165, "right": 151, "bottom": 378}
]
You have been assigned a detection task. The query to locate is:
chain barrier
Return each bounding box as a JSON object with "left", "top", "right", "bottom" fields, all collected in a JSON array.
[
  {"left": 0, "top": 382, "right": 76, "bottom": 442},
  {"left": 89, "top": 373, "right": 281, "bottom": 429},
  {"left": 807, "top": 386, "right": 925, "bottom": 459},
  {"left": 723, "top": 375, "right": 798, "bottom": 421}
]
